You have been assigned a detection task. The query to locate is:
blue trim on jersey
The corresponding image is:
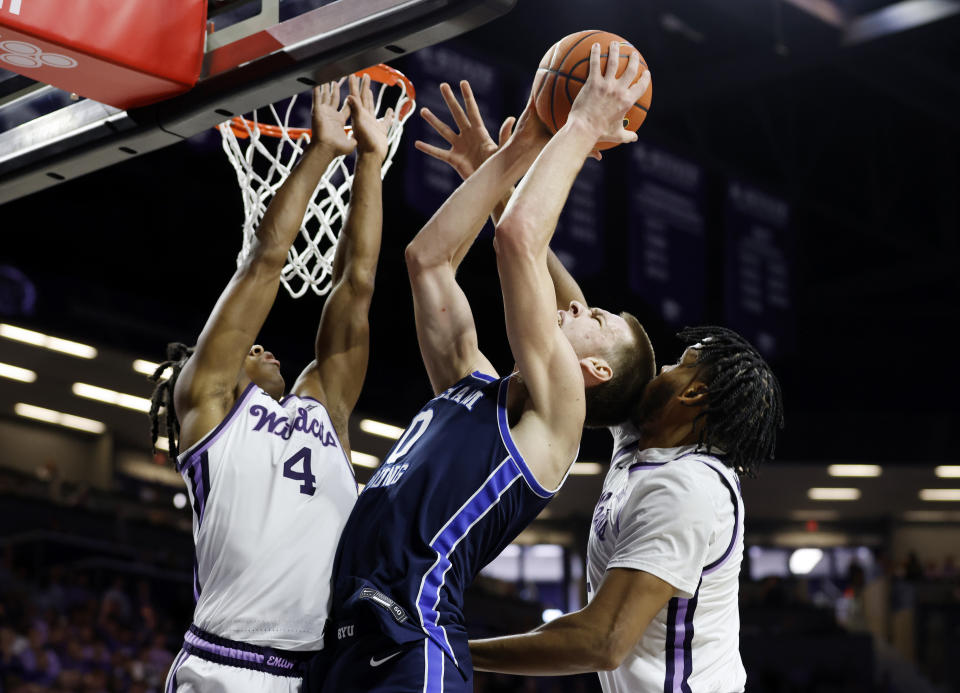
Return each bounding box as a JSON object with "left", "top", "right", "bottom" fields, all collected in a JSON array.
[
  {"left": 495, "top": 377, "right": 555, "bottom": 499},
  {"left": 177, "top": 381, "right": 257, "bottom": 471},
  {"left": 470, "top": 371, "right": 496, "bottom": 383},
  {"left": 425, "top": 637, "right": 445, "bottom": 693},
  {"left": 416, "top": 459, "right": 522, "bottom": 667}
]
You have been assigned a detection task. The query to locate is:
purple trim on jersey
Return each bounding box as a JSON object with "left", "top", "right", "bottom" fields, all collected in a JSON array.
[
  {"left": 496, "top": 377, "right": 555, "bottom": 499},
  {"left": 177, "top": 381, "right": 258, "bottom": 471},
  {"left": 181, "top": 625, "right": 316, "bottom": 678},
  {"left": 628, "top": 461, "right": 667, "bottom": 473},
  {"left": 664, "top": 584, "right": 698, "bottom": 693},
  {"left": 698, "top": 460, "right": 741, "bottom": 576},
  {"left": 417, "top": 460, "right": 521, "bottom": 667},
  {"left": 166, "top": 648, "right": 188, "bottom": 693},
  {"left": 185, "top": 629, "right": 262, "bottom": 663},
  {"left": 191, "top": 544, "right": 201, "bottom": 602},
  {"left": 470, "top": 371, "right": 497, "bottom": 383},
  {"left": 613, "top": 440, "right": 639, "bottom": 464}
]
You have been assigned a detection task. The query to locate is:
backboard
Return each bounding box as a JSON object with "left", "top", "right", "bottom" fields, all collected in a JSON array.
[{"left": 0, "top": 0, "right": 516, "bottom": 204}]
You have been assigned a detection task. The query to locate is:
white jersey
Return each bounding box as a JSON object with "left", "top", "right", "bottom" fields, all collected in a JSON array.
[
  {"left": 177, "top": 383, "right": 358, "bottom": 651},
  {"left": 587, "top": 426, "right": 746, "bottom": 693}
]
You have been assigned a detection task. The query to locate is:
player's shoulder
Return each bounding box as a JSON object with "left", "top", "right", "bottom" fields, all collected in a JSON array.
[{"left": 628, "top": 447, "right": 733, "bottom": 504}]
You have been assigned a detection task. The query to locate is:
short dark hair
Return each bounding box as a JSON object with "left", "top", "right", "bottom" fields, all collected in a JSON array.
[
  {"left": 584, "top": 312, "right": 656, "bottom": 427},
  {"left": 147, "top": 342, "right": 194, "bottom": 460},
  {"left": 678, "top": 326, "right": 783, "bottom": 477}
]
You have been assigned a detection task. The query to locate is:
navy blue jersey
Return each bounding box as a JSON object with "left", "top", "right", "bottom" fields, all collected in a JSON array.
[{"left": 329, "top": 371, "right": 561, "bottom": 675}]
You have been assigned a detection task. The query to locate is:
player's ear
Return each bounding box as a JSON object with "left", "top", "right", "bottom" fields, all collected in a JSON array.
[
  {"left": 580, "top": 357, "right": 613, "bottom": 387},
  {"left": 679, "top": 381, "right": 708, "bottom": 406}
]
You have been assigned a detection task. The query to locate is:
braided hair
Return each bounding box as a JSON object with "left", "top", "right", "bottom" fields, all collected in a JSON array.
[
  {"left": 147, "top": 342, "right": 195, "bottom": 460},
  {"left": 678, "top": 326, "right": 784, "bottom": 478}
]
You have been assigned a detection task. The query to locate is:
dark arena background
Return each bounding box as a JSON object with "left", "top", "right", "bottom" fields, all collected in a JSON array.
[{"left": 1, "top": 0, "right": 959, "bottom": 691}]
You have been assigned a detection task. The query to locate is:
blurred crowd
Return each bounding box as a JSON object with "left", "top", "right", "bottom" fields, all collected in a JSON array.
[{"left": 0, "top": 553, "right": 182, "bottom": 693}]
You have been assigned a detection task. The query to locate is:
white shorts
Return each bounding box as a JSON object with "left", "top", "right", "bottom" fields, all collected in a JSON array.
[{"left": 165, "top": 649, "right": 302, "bottom": 693}]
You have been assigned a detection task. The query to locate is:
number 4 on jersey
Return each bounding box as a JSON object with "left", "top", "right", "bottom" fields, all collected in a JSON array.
[{"left": 283, "top": 447, "right": 316, "bottom": 496}]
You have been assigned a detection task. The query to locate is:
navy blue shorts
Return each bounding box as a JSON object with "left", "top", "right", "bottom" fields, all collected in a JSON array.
[{"left": 314, "top": 631, "right": 470, "bottom": 693}]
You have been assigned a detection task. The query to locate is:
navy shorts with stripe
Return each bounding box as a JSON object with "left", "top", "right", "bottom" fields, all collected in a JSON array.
[{"left": 315, "top": 632, "right": 470, "bottom": 693}]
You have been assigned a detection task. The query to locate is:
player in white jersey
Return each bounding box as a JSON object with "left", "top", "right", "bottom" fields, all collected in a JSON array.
[
  {"left": 145, "top": 76, "right": 394, "bottom": 693},
  {"left": 469, "top": 327, "right": 782, "bottom": 693}
]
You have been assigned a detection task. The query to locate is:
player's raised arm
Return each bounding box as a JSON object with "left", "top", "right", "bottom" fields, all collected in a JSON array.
[
  {"left": 291, "top": 75, "right": 392, "bottom": 446},
  {"left": 174, "top": 83, "right": 355, "bottom": 451},
  {"left": 494, "top": 43, "right": 651, "bottom": 478},
  {"left": 404, "top": 85, "right": 550, "bottom": 394},
  {"left": 416, "top": 81, "right": 587, "bottom": 313}
]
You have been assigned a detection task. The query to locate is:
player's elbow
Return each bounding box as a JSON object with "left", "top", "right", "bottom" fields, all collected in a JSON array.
[
  {"left": 594, "top": 634, "right": 630, "bottom": 671},
  {"left": 493, "top": 212, "right": 538, "bottom": 257},
  {"left": 405, "top": 238, "right": 446, "bottom": 276},
  {"left": 344, "top": 266, "right": 376, "bottom": 300}
]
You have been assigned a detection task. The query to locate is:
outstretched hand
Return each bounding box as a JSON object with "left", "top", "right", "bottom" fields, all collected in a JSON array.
[
  {"left": 568, "top": 41, "right": 651, "bottom": 150},
  {"left": 414, "top": 80, "right": 515, "bottom": 180},
  {"left": 347, "top": 73, "right": 394, "bottom": 161},
  {"left": 311, "top": 80, "right": 356, "bottom": 156}
]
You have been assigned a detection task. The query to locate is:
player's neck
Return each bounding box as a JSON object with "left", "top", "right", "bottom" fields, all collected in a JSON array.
[{"left": 637, "top": 419, "right": 698, "bottom": 452}]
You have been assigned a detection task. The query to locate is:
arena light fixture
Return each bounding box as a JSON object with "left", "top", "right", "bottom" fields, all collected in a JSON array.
[
  {"left": 788, "top": 548, "right": 824, "bottom": 575},
  {"left": 789, "top": 510, "right": 841, "bottom": 521},
  {"left": 919, "top": 489, "right": 960, "bottom": 502},
  {"left": 570, "top": 462, "right": 604, "bottom": 475},
  {"left": 72, "top": 382, "right": 151, "bottom": 412},
  {"left": 935, "top": 466, "right": 960, "bottom": 478},
  {"left": 351, "top": 451, "right": 380, "bottom": 469},
  {"left": 827, "top": 464, "right": 882, "bottom": 477},
  {"left": 0, "top": 361, "right": 37, "bottom": 383},
  {"left": 541, "top": 608, "right": 564, "bottom": 623},
  {"left": 173, "top": 492, "right": 188, "bottom": 509},
  {"left": 133, "top": 359, "right": 172, "bottom": 379},
  {"left": 358, "top": 418, "right": 404, "bottom": 439},
  {"left": 808, "top": 487, "right": 861, "bottom": 501},
  {"left": 903, "top": 510, "right": 960, "bottom": 522},
  {"left": 14, "top": 402, "right": 105, "bottom": 434},
  {"left": 0, "top": 323, "right": 97, "bottom": 358}
]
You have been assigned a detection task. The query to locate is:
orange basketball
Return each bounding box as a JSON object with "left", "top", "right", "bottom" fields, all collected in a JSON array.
[{"left": 533, "top": 30, "right": 651, "bottom": 151}]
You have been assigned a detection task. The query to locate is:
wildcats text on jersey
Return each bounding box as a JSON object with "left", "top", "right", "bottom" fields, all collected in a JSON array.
[{"left": 249, "top": 399, "right": 338, "bottom": 446}]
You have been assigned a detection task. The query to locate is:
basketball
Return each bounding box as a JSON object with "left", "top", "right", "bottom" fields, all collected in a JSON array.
[{"left": 534, "top": 30, "right": 651, "bottom": 150}]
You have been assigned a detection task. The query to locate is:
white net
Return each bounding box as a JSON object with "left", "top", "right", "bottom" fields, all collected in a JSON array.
[{"left": 217, "top": 67, "right": 415, "bottom": 298}]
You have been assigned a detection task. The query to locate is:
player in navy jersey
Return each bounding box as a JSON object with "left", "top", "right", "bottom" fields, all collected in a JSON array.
[
  {"left": 312, "top": 42, "right": 654, "bottom": 693},
  {"left": 413, "top": 73, "right": 783, "bottom": 693},
  {"left": 146, "top": 77, "right": 394, "bottom": 693}
]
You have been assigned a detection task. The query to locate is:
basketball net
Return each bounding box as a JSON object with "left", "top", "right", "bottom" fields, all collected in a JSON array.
[{"left": 217, "top": 65, "right": 415, "bottom": 298}]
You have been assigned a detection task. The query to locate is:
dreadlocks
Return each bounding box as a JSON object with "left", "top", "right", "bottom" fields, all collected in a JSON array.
[
  {"left": 147, "top": 342, "right": 195, "bottom": 460},
  {"left": 678, "top": 326, "right": 784, "bottom": 478}
]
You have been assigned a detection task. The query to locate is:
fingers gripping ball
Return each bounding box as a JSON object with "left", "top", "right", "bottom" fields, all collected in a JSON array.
[{"left": 534, "top": 30, "right": 651, "bottom": 151}]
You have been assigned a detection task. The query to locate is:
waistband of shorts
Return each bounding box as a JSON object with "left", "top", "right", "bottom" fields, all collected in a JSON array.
[{"left": 182, "top": 624, "right": 321, "bottom": 678}]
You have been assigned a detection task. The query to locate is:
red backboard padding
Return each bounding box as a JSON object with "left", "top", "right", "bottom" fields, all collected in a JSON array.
[{"left": 0, "top": 0, "right": 207, "bottom": 110}]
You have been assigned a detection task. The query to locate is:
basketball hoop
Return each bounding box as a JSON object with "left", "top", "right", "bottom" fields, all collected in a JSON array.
[{"left": 218, "top": 64, "right": 416, "bottom": 298}]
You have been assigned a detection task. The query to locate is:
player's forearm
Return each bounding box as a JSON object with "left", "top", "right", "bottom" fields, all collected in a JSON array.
[
  {"left": 331, "top": 153, "right": 383, "bottom": 293},
  {"left": 496, "top": 118, "right": 595, "bottom": 255},
  {"left": 406, "top": 140, "right": 540, "bottom": 273},
  {"left": 253, "top": 143, "right": 339, "bottom": 267},
  {"left": 470, "top": 614, "right": 616, "bottom": 676},
  {"left": 547, "top": 249, "right": 586, "bottom": 309}
]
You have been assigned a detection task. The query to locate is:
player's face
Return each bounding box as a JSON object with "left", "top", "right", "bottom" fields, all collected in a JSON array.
[
  {"left": 633, "top": 347, "right": 701, "bottom": 422},
  {"left": 244, "top": 344, "right": 285, "bottom": 399},
  {"left": 558, "top": 300, "right": 633, "bottom": 366}
]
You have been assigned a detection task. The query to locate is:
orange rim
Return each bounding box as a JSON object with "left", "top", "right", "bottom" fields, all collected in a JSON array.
[{"left": 226, "top": 64, "right": 416, "bottom": 140}]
